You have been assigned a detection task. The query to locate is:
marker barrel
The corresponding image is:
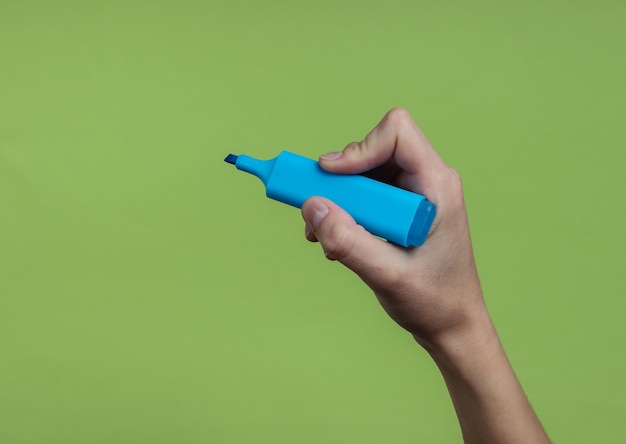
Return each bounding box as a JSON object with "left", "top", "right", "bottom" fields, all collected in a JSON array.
[{"left": 233, "top": 151, "right": 435, "bottom": 247}]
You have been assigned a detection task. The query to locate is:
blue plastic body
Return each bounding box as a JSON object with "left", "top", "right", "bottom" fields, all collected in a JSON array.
[{"left": 231, "top": 151, "right": 436, "bottom": 247}]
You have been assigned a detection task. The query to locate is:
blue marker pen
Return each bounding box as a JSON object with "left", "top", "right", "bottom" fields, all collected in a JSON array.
[{"left": 224, "top": 151, "right": 436, "bottom": 247}]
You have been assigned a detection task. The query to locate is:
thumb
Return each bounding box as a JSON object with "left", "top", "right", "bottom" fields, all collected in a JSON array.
[{"left": 301, "top": 197, "right": 402, "bottom": 282}]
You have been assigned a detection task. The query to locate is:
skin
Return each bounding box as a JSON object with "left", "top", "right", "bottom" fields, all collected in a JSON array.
[{"left": 301, "top": 108, "right": 551, "bottom": 444}]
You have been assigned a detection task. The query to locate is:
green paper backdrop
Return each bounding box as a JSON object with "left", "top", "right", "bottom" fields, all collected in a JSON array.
[{"left": 2, "top": 1, "right": 625, "bottom": 442}]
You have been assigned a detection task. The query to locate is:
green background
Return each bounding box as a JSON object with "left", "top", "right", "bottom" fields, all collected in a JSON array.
[{"left": 1, "top": 0, "right": 625, "bottom": 442}]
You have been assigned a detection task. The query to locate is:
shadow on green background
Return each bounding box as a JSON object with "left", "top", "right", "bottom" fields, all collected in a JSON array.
[{"left": 1, "top": 1, "right": 625, "bottom": 442}]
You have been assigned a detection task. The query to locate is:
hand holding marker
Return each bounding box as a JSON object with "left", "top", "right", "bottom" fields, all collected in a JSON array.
[
  {"left": 224, "top": 151, "right": 436, "bottom": 247},
  {"left": 224, "top": 109, "right": 551, "bottom": 443}
]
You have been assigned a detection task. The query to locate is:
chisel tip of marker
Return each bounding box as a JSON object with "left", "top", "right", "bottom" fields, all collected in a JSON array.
[{"left": 224, "top": 154, "right": 238, "bottom": 165}]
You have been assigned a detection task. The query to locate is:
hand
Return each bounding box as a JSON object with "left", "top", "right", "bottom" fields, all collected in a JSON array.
[
  {"left": 302, "top": 107, "right": 485, "bottom": 348},
  {"left": 301, "top": 108, "right": 550, "bottom": 443}
]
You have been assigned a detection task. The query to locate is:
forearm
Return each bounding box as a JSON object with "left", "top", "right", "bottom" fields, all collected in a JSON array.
[{"left": 419, "top": 306, "right": 550, "bottom": 444}]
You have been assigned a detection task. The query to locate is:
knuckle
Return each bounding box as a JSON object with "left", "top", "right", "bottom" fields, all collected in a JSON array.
[
  {"left": 322, "top": 223, "right": 357, "bottom": 262},
  {"left": 440, "top": 166, "right": 466, "bottom": 212},
  {"left": 449, "top": 167, "right": 464, "bottom": 194},
  {"left": 344, "top": 141, "right": 360, "bottom": 151},
  {"left": 447, "top": 167, "right": 463, "bottom": 191},
  {"left": 343, "top": 141, "right": 364, "bottom": 158},
  {"left": 448, "top": 166, "right": 461, "bottom": 181},
  {"left": 384, "top": 107, "right": 413, "bottom": 128},
  {"left": 344, "top": 140, "right": 373, "bottom": 165}
]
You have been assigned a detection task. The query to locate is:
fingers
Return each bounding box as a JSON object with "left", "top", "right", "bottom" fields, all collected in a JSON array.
[
  {"left": 301, "top": 197, "right": 403, "bottom": 286},
  {"left": 304, "top": 222, "right": 317, "bottom": 242},
  {"left": 319, "top": 108, "right": 447, "bottom": 194}
]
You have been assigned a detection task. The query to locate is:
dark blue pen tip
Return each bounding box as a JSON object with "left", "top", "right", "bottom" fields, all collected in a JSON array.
[{"left": 224, "top": 154, "right": 238, "bottom": 165}]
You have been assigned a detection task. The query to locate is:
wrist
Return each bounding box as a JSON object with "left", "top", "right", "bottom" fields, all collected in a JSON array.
[{"left": 414, "top": 304, "right": 503, "bottom": 376}]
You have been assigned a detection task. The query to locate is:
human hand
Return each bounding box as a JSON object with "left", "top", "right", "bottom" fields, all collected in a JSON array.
[
  {"left": 301, "top": 108, "right": 486, "bottom": 349},
  {"left": 302, "top": 109, "right": 550, "bottom": 443}
]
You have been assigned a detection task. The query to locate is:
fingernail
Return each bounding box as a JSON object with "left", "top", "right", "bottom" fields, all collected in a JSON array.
[
  {"left": 308, "top": 201, "right": 329, "bottom": 230},
  {"left": 320, "top": 151, "right": 342, "bottom": 161}
]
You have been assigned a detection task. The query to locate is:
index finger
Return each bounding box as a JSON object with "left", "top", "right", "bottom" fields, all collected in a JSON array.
[
  {"left": 319, "top": 108, "right": 447, "bottom": 193},
  {"left": 320, "top": 108, "right": 443, "bottom": 170}
]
